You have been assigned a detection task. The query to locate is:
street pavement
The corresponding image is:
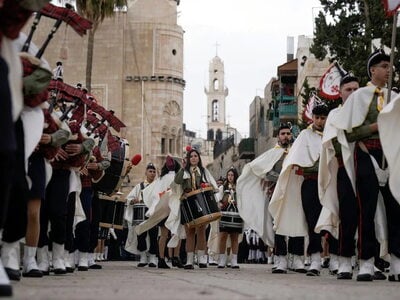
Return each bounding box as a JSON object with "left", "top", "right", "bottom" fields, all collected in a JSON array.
[{"left": 8, "top": 261, "right": 400, "bottom": 300}]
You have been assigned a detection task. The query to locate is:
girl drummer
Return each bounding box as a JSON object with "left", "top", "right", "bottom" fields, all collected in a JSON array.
[
  {"left": 217, "top": 167, "right": 242, "bottom": 269},
  {"left": 174, "top": 148, "right": 218, "bottom": 269}
]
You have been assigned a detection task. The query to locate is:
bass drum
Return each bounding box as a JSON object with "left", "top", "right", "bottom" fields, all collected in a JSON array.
[{"left": 94, "top": 137, "right": 130, "bottom": 196}]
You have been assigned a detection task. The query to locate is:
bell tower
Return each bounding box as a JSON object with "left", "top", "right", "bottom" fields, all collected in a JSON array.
[{"left": 205, "top": 54, "right": 228, "bottom": 141}]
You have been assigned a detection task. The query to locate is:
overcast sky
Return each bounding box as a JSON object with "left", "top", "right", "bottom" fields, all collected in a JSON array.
[{"left": 178, "top": 0, "right": 321, "bottom": 138}]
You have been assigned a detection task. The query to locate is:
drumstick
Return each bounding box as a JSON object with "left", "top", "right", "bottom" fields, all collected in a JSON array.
[{"left": 123, "top": 153, "right": 142, "bottom": 177}]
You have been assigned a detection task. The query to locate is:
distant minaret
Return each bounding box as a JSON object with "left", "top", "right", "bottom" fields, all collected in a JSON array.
[{"left": 205, "top": 47, "right": 228, "bottom": 141}]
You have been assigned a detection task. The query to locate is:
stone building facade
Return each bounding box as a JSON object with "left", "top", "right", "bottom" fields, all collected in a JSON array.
[{"left": 26, "top": 0, "right": 184, "bottom": 186}]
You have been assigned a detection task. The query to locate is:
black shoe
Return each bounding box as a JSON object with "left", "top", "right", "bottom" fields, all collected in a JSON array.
[
  {"left": 184, "top": 264, "right": 194, "bottom": 270},
  {"left": 0, "top": 284, "right": 12, "bottom": 297},
  {"left": 5, "top": 268, "right": 21, "bottom": 281},
  {"left": 356, "top": 273, "right": 373, "bottom": 281},
  {"left": 375, "top": 258, "right": 390, "bottom": 272},
  {"left": 231, "top": 265, "right": 240, "bottom": 269},
  {"left": 158, "top": 258, "right": 170, "bottom": 269},
  {"left": 272, "top": 268, "right": 287, "bottom": 274},
  {"left": 89, "top": 263, "right": 102, "bottom": 270},
  {"left": 137, "top": 263, "right": 148, "bottom": 267},
  {"left": 78, "top": 266, "right": 88, "bottom": 271},
  {"left": 306, "top": 269, "right": 320, "bottom": 276},
  {"left": 337, "top": 272, "right": 352, "bottom": 280},
  {"left": 22, "top": 269, "right": 43, "bottom": 278},
  {"left": 294, "top": 268, "right": 307, "bottom": 274},
  {"left": 65, "top": 267, "right": 75, "bottom": 273},
  {"left": 171, "top": 257, "right": 184, "bottom": 268},
  {"left": 53, "top": 268, "right": 67, "bottom": 275},
  {"left": 373, "top": 271, "right": 387, "bottom": 280},
  {"left": 198, "top": 263, "right": 207, "bottom": 268},
  {"left": 40, "top": 269, "right": 50, "bottom": 276},
  {"left": 388, "top": 274, "right": 400, "bottom": 282},
  {"left": 148, "top": 263, "right": 157, "bottom": 268}
]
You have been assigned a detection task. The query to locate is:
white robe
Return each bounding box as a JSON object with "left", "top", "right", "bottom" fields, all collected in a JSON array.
[
  {"left": 135, "top": 171, "right": 175, "bottom": 235},
  {"left": 269, "top": 128, "right": 321, "bottom": 237},
  {"left": 124, "top": 181, "right": 151, "bottom": 254},
  {"left": 315, "top": 108, "right": 341, "bottom": 238},
  {"left": 378, "top": 94, "right": 400, "bottom": 203},
  {"left": 236, "top": 145, "right": 285, "bottom": 246},
  {"left": 331, "top": 85, "right": 394, "bottom": 258}
]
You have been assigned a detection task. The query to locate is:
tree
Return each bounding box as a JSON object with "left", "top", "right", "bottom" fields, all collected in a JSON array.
[
  {"left": 311, "top": 0, "right": 400, "bottom": 86},
  {"left": 76, "top": 0, "right": 127, "bottom": 92}
]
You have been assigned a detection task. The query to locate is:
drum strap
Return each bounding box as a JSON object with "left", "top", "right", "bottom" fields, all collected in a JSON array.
[
  {"left": 191, "top": 167, "right": 197, "bottom": 191},
  {"left": 140, "top": 182, "right": 145, "bottom": 202}
]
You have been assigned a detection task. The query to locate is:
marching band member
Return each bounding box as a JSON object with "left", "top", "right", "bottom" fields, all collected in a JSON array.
[
  {"left": 331, "top": 49, "right": 399, "bottom": 281},
  {"left": 135, "top": 156, "right": 183, "bottom": 269},
  {"left": 217, "top": 167, "right": 241, "bottom": 269},
  {"left": 0, "top": 0, "right": 49, "bottom": 295},
  {"left": 74, "top": 145, "right": 110, "bottom": 271},
  {"left": 1, "top": 29, "right": 53, "bottom": 282},
  {"left": 269, "top": 105, "right": 338, "bottom": 276},
  {"left": 173, "top": 148, "right": 218, "bottom": 269},
  {"left": 22, "top": 106, "right": 70, "bottom": 278},
  {"left": 125, "top": 163, "right": 157, "bottom": 267},
  {"left": 37, "top": 116, "right": 94, "bottom": 275},
  {"left": 316, "top": 75, "right": 359, "bottom": 279},
  {"left": 237, "top": 124, "right": 304, "bottom": 273}
]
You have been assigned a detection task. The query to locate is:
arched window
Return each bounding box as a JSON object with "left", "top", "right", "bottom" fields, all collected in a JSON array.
[
  {"left": 212, "top": 100, "right": 219, "bottom": 122},
  {"left": 161, "top": 126, "right": 168, "bottom": 154},
  {"left": 170, "top": 127, "right": 176, "bottom": 154},
  {"left": 213, "top": 78, "right": 219, "bottom": 91}
]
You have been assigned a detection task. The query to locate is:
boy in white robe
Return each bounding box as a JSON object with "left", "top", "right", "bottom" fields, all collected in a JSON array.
[{"left": 331, "top": 49, "right": 399, "bottom": 281}]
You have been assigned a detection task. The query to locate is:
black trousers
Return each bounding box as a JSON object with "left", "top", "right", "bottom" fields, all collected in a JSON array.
[
  {"left": 337, "top": 165, "right": 357, "bottom": 257},
  {"left": 38, "top": 169, "right": 70, "bottom": 247},
  {"left": 301, "top": 178, "right": 323, "bottom": 255},
  {"left": 275, "top": 235, "right": 304, "bottom": 256},
  {"left": 137, "top": 226, "right": 158, "bottom": 255},
  {"left": 0, "top": 56, "right": 17, "bottom": 230},
  {"left": 65, "top": 192, "right": 76, "bottom": 252},
  {"left": 2, "top": 119, "right": 28, "bottom": 243},
  {"left": 355, "top": 145, "right": 400, "bottom": 259},
  {"left": 74, "top": 187, "right": 93, "bottom": 252},
  {"left": 381, "top": 179, "right": 400, "bottom": 258},
  {"left": 89, "top": 192, "right": 101, "bottom": 252}
]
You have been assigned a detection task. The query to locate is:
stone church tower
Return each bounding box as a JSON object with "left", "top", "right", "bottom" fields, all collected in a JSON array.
[
  {"left": 205, "top": 56, "right": 229, "bottom": 141},
  {"left": 27, "top": 0, "right": 185, "bottom": 185}
]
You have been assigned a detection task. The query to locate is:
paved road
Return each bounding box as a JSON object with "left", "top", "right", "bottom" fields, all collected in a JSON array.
[{"left": 9, "top": 262, "right": 400, "bottom": 300}]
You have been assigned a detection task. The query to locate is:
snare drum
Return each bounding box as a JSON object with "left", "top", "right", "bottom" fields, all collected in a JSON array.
[
  {"left": 219, "top": 207, "right": 243, "bottom": 231},
  {"left": 181, "top": 187, "right": 221, "bottom": 228},
  {"left": 132, "top": 203, "right": 148, "bottom": 225},
  {"left": 99, "top": 194, "right": 126, "bottom": 230},
  {"left": 94, "top": 137, "right": 130, "bottom": 196}
]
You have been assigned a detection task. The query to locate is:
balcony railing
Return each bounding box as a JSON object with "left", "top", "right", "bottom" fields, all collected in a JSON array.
[
  {"left": 280, "top": 95, "right": 295, "bottom": 102},
  {"left": 279, "top": 103, "right": 297, "bottom": 117},
  {"left": 238, "top": 138, "right": 255, "bottom": 160}
]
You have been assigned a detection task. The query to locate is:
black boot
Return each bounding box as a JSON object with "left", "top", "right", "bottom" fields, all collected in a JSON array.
[
  {"left": 158, "top": 258, "right": 170, "bottom": 269},
  {"left": 172, "top": 257, "right": 184, "bottom": 268}
]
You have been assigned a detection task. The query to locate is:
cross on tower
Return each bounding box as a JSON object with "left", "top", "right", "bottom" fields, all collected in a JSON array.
[{"left": 214, "top": 41, "right": 220, "bottom": 56}]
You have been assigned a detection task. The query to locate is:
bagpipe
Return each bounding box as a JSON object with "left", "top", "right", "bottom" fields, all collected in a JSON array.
[{"left": 20, "top": 3, "right": 92, "bottom": 108}]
